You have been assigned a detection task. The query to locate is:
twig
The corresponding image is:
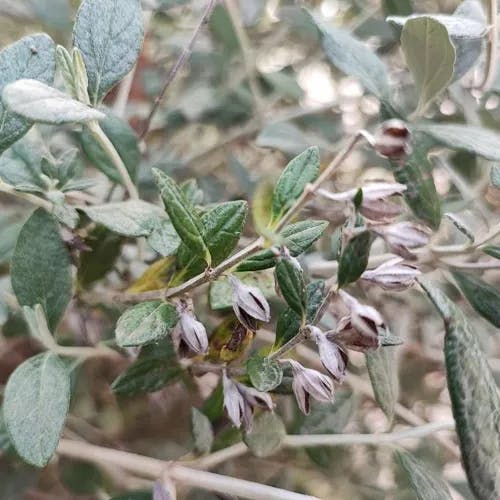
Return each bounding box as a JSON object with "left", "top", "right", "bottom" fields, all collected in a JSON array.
[
  {"left": 87, "top": 121, "right": 139, "bottom": 200},
  {"left": 0, "top": 179, "right": 53, "bottom": 211},
  {"left": 224, "top": 0, "right": 265, "bottom": 122},
  {"left": 478, "top": 0, "right": 498, "bottom": 91},
  {"left": 190, "top": 442, "right": 248, "bottom": 469},
  {"left": 284, "top": 420, "right": 455, "bottom": 447},
  {"left": 57, "top": 439, "right": 319, "bottom": 500},
  {"left": 140, "top": 0, "right": 220, "bottom": 139}
]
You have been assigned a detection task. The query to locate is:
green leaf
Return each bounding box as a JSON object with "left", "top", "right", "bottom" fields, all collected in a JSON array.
[
  {"left": 11, "top": 209, "right": 72, "bottom": 330},
  {"left": 365, "top": 348, "right": 399, "bottom": 423},
  {"left": 209, "top": 271, "right": 275, "bottom": 311},
  {"left": 419, "top": 280, "right": 500, "bottom": 500},
  {"left": 237, "top": 220, "right": 328, "bottom": 272},
  {"left": 191, "top": 408, "right": 214, "bottom": 455},
  {"left": 112, "top": 339, "right": 182, "bottom": 396},
  {"left": 310, "top": 11, "right": 391, "bottom": 101},
  {"left": 382, "top": 0, "right": 412, "bottom": 16},
  {"left": 275, "top": 257, "right": 306, "bottom": 316},
  {"left": 0, "top": 409, "right": 12, "bottom": 452},
  {"left": 490, "top": 165, "right": 500, "bottom": 188},
  {"left": 482, "top": 245, "right": 500, "bottom": 259},
  {"left": 73, "top": 0, "right": 144, "bottom": 104},
  {"left": 256, "top": 122, "right": 312, "bottom": 157},
  {"left": 275, "top": 280, "right": 325, "bottom": 347},
  {"left": 337, "top": 230, "right": 373, "bottom": 288},
  {"left": 400, "top": 17, "right": 455, "bottom": 115},
  {"left": 81, "top": 201, "right": 165, "bottom": 237},
  {"left": 147, "top": 218, "right": 181, "bottom": 257},
  {"left": 396, "top": 450, "right": 453, "bottom": 500},
  {"left": 271, "top": 146, "right": 320, "bottom": 222},
  {"left": 247, "top": 355, "right": 283, "bottom": 392},
  {"left": 78, "top": 226, "right": 122, "bottom": 289},
  {"left": 392, "top": 134, "right": 441, "bottom": 229},
  {"left": 0, "top": 34, "right": 56, "bottom": 155},
  {"left": 176, "top": 201, "right": 248, "bottom": 279},
  {"left": 2, "top": 79, "right": 105, "bottom": 124},
  {"left": 79, "top": 110, "right": 140, "bottom": 185},
  {"left": 416, "top": 123, "right": 500, "bottom": 161},
  {"left": 3, "top": 353, "right": 70, "bottom": 467},
  {"left": 153, "top": 169, "right": 211, "bottom": 266},
  {"left": 453, "top": 272, "right": 500, "bottom": 328},
  {"left": 244, "top": 412, "right": 286, "bottom": 458},
  {"left": 115, "top": 301, "right": 178, "bottom": 347}
]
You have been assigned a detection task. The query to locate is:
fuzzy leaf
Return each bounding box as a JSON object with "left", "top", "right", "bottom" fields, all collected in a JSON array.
[
  {"left": 366, "top": 348, "right": 399, "bottom": 423},
  {"left": 2, "top": 79, "right": 105, "bottom": 124},
  {"left": 453, "top": 272, "right": 500, "bottom": 328},
  {"left": 396, "top": 450, "right": 453, "bottom": 500},
  {"left": 81, "top": 201, "right": 165, "bottom": 237},
  {"left": 3, "top": 353, "right": 70, "bottom": 467},
  {"left": 191, "top": 408, "right": 214, "bottom": 454},
  {"left": 271, "top": 147, "right": 320, "bottom": 222},
  {"left": 420, "top": 280, "right": 500, "bottom": 500},
  {"left": 400, "top": 17, "right": 455, "bottom": 115},
  {"left": 153, "top": 169, "right": 211, "bottom": 266},
  {"left": 147, "top": 218, "right": 181, "bottom": 257},
  {"left": 275, "top": 258, "right": 306, "bottom": 316},
  {"left": 112, "top": 339, "right": 182, "bottom": 396},
  {"left": 417, "top": 123, "right": 500, "bottom": 161},
  {"left": 244, "top": 412, "right": 286, "bottom": 458},
  {"left": 275, "top": 280, "right": 325, "bottom": 347},
  {"left": 115, "top": 301, "right": 178, "bottom": 347},
  {"left": 237, "top": 220, "right": 328, "bottom": 272},
  {"left": 73, "top": 0, "right": 144, "bottom": 104},
  {"left": 79, "top": 110, "right": 140, "bottom": 184},
  {"left": 0, "top": 34, "right": 56, "bottom": 154},
  {"left": 338, "top": 230, "right": 373, "bottom": 288},
  {"left": 11, "top": 209, "right": 72, "bottom": 330},
  {"left": 392, "top": 135, "right": 441, "bottom": 229},
  {"left": 482, "top": 245, "right": 500, "bottom": 260},
  {"left": 247, "top": 355, "right": 283, "bottom": 392}
]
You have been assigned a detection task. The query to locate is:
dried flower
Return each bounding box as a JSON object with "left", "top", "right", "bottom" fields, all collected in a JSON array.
[
  {"left": 309, "top": 326, "right": 348, "bottom": 382},
  {"left": 360, "top": 197, "right": 404, "bottom": 222},
  {"left": 328, "top": 290, "right": 384, "bottom": 352},
  {"left": 361, "top": 257, "right": 420, "bottom": 291},
  {"left": 229, "top": 275, "right": 271, "bottom": 331},
  {"left": 287, "top": 359, "right": 334, "bottom": 414},
  {"left": 373, "top": 119, "right": 411, "bottom": 160},
  {"left": 375, "top": 221, "right": 430, "bottom": 258},
  {"left": 178, "top": 312, "right": 208, "bottom": 354},
  {"left": 222, "top": 370, "right": 273, "bottom": 430}
]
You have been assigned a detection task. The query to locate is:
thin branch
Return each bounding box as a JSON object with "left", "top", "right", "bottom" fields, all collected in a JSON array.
[
  {"left": 224, "top": 0, "right": 265, "bottom": 121},
  {"left": 190, "top": 442, "right": 248, "bottom": 469},
  {"left": 57, "top": 439, "right": 319, "bottom": 500},
  {"left": 140, "top": 0, "right": 220, "bottom": 139},
  {"left": 478, "top": 0, "right": 498, "bottom": 91},
  {"left": 0, "top": 179, "right": 53, "bottom": 211},
  {"left": 283, "top": 421, "right": 455, "bottom": 447},
  {"left": 87, "top": 121, "right": 139, "bottom": 200}
]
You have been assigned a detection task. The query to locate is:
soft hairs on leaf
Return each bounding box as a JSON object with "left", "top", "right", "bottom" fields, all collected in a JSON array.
[
  {"left": 0, "top": 34, "right": 56, "bottom": 154},
  {"left": 73, "top": 0, "right": 144, "bottom": 104},
  {"left": 420, "top": 280, "right": 500, "bottom": 499}
]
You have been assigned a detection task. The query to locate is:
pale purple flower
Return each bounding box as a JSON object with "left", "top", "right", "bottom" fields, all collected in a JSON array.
[
  {"left": 372, "top": 119, "right": 412, "bottom": 160},
  {"left": 288, "top": 359, "right": 334, "bottom": 414},
  {"left": 222, "top": 370, "right": 273, "bottom": 430},
  {"left": 229, "top": 275, "right": 271, "bottom": 331},
  {"left": 360, "top": 197, "right": 404, "bottom": 222},
  {"left": 375, "top": 222, "right": 430, "bottom": 259},
  {"left": 309, "top": 326, "right": 347, "bottom": 383},
  {"left": 361, "top": 257, "right": 420, "bottom": 291},
  {"left": 178, "top": 312, "right": 208, "bottom": 354}
]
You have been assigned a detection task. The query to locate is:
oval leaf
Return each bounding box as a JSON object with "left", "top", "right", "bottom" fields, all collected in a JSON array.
[
  {"left": 12, "top": 209, "right": 72, "bottom": 330},
  {"left": 275, "top": 257, "right": 306, "bottom": 316},
  {"left": 338, "top": 230, "right": 373, "bottom": 288},
  {"left": 191, "top": 408, "right": 214, "bottom": 455},
  {"left": 247, "top": 355, "right": 284, "bottom": 392},
  {"left": 73, "top": 0, "right": 144, "bottom": 104},
  {"left": 2, "top": 79, "right": 105, "bottom": 124},
  {"left": 0, "top": 34, "right": 56, "bottom": 154},
  {"left": 244, "top": 412, "right": 286, "bottom": 458},
  {"left": 400, "top": 17, "right": 456, "bottom": 115},
  {"left": 115, "top": 301, "right": 179, "bottom": 347},
  {"left": 420, "top": 280, "right": 500, "bottom": 500},
  {"left": 3, "top": 353, "right": 70, "bottom": 467}
]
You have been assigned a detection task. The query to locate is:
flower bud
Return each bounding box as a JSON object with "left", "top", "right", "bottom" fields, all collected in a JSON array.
[
  {"left": 360, "top": 198, "right": 404, "bottom": 222},
  {"left": 375, "top": 221, "right": 430, "bottom": 258},
  {"left": 179, "top": 312, "right": 208, "bottom": 354},
  {"left": 309, "top": 326, "right": 348, "bottom": 383},
  {"left": 222, "top": 370, "right": 273, "bottom": 430},
  {"left": 287, "top": 359, "right": 334, "bottom": 414},
  {"left": 361, "top": 257, "right": 420, "bottom": 291},
  {"left": 373, "top": 119, "right": 411, "bottom": 160},
  {"left": 229, "top": 275, "right": 271, "bottom": 331}
]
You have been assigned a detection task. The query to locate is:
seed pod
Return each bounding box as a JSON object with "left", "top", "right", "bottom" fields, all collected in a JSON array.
[
  {"left": 361, "top": 257, "right": 420, "bottom": 291},
  {"left": 373, "top": 119, "right": 411, "bottom": 160}
]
